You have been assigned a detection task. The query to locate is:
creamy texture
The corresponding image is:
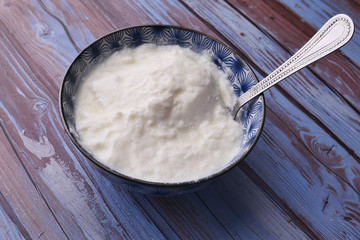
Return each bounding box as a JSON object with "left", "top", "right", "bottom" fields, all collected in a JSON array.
[{"left": 74, "top": 44, "right": 241, "bottom": 183}]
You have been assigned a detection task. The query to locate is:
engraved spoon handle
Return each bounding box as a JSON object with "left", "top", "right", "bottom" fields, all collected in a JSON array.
[{"left": 231, "top": 14, "right": 354, "bottom": 118}]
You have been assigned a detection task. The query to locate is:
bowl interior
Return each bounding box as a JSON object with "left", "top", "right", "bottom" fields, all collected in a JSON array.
[{"left": 60, "top": 25, "right": 265, "bottom": 185}]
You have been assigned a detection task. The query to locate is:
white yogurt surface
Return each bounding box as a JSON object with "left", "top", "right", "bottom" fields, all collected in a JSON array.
[{"left": 74, "top": 44, "right": 242, "bottom": 183}]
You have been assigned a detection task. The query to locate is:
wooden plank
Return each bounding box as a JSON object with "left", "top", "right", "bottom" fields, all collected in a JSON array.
[
  {"left": 3, "top": 0, "right": 316, "bottom": 237},
  {"left": 244, "top": 107, "right": 360, "bottom": 239},
  {"left": 227, "top": 0, "right": 360, "bottom": 113},
  {"left": 181, "top": 0, "right": 360, "bottom": 158},
  {"left": 239, "top": 68, "right": 360, "bottom": 238},
  {"left": 144, "top": 193, "right": 233, "bottom": 239},
  {"left": 126, "top": 193, "right": 182, "bottom": 240},
  {"left": 92, "top": 0, "right": 218, "bottom": 37},
  {"left": 197, "top": 169, "right": 311, "bottom": 240},
  {"left": 276, "top": 0, "right": 360, "bottom": 66},
  {"left": 84, "top": 0, "right": 318, "bottom": 238},
  {"left": 0, "top": 1, "right": 170, "bottom": 239},
  {"left": 90, "top": 0, "right": 360, "bottom": 238},
  {"left": 216, "top": 0, "right": 360, "bottom": 194},
  {"left": 265, "top": 79, "right": 360, "bottom": 195},
  {"left": 0, "top": 126, "right": 67, "bottom": 240},
  {"left": 81, "top": 168, "right": 182, "bottom": 240},
  {"left": 0, "top": 204, "right": 26, "bottom": 240},
  {"left": 28, "top": 0, "right": 234, "bottom": 238},
  {"left": 0, "top": 0, "right": 246, "bottom": 239},
  {"left": 31, "top": 0, "right": 360, "bottom": 238},
  {"left": 38, "top": 0, "right": 116, "bottom": 51},
  {"left": 1, "top": 0, "right": 359, "bottom": 239},
  {"left": 176, "top": 1, "right": 360, "bottom": 238},
  {"left": 36, "top": 0, "right": 290, "bottom": 239}
]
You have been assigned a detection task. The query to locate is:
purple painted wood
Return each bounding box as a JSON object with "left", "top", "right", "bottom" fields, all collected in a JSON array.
[
  {"left": 181, "top": 0, "right": 360, "bottom": 158},
  {"left": 227, "top": 0, "right": 360, "bottom": 114},
  {"left": 277, "top": 0, "right": 360, "bottom": 66},
  {"left": 0, "top": 0, "right": 359, "bottom": 239}
]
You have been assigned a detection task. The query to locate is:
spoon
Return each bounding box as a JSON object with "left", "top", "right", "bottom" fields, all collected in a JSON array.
[{"left": 231, "top": 14, "right": 355, "bottom": 118}]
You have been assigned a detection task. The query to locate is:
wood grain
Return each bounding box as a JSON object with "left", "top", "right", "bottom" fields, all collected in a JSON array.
[
  {"left": 0, "top": 0, "right": 359, "bottom": 239},
  {"left": 181, "top": 0, "right": 360, "bottom": 158},
  {"left": 0, "top": 1, "right": 167, "bottom": 239},
  {"left": 227, "top": 0, "right": 360, "bottom": 113},
  {"left": 247, "top": 108, "right": 360, "bottom": 239},
  {"left": 0, "top": 0, "right": 299, "bottom": 238},
  {"left": 97, "top": 0, "right": 360, "bottom": 238},
  {"left": 68, "top": 0, "right": 315, "bottom": 238},
  {"left": 0, "top": 204, "right": 26, "bottom": 240},
  {"left": 197, "top": 168, "right": 311, "bottom": 240},
  {"left": 277, "top": 0, "right": 360, "bottom": 65},
  {"left": 0, "top": 126, "right": 66, "bottom": 239},
  {"left": 179, "top": 0, "right": 360, "bottom": 238},
  {"left": 80, "top": 0, "right": 325, "bottom": 238}
]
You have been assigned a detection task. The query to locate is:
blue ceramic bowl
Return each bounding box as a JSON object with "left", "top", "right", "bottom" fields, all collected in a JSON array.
[{"left": 59, "top": 25, "right": 265, "bottom": 195}]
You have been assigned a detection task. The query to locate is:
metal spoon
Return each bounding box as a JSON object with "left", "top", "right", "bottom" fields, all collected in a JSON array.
[{"left": 231, "top": 14, "right": 354, "bottom": 118}]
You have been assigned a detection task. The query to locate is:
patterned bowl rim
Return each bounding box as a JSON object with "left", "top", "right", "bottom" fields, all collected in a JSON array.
[{"left": 59, "top": 25, "right": 266, "bottom": 187}]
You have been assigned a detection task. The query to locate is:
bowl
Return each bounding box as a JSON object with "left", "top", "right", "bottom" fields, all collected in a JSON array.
[{"left": 59, "top": 25, "right": 265, "bottom": 195}]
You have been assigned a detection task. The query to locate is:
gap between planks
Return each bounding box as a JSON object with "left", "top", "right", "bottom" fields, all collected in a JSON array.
[{"left": 0, "top": 122, "right": 71, "bottom": 240}]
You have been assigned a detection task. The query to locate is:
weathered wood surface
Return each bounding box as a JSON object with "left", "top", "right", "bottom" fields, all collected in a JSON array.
[{"left": 0, "top": 0, "right": 359, "bottom": 239}]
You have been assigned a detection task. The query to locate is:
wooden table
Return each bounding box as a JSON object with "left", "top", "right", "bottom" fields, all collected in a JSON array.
[{"left": 1, "top": 0, "right": 359, "bottom": 239}]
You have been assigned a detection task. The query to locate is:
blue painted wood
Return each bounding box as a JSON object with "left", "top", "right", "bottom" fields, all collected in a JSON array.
[
  {"left": 182, "top": 0, "right": 360, "bottom": 158},
  {"left": 145, "top": 193, "right": 233, "bottom": 239},
  {"left": 73, "top": 0, "right": 319, "bottom": 238},
  {"left": 0, "top": 0, "right": 359, "bottom": 239},
  {"left": 181, "top": 0, "right": 360, "bottom": 238},
  {"left": 0, "top": 2, "right": 168, "bottom": 239},
  {"left": 197, "top": 169, "right": 311, "bottom": 240},
  {"left": 0, "top": 128, "right": 68, "bottom": 239},
  {"left": 0, "top": 0, "right": 240, "bottom": 239},
  {"left": 265, "top": 79, "right": 360, "bottom": 195},
  {"left": 277, "top": 0, "right": 360, "bottom": 66},
  {"left": 227, "top": 0, "right": 360, "bottom": 114},
  {"left": 0, "top": 206, "right": 25, "bottom": 240},
  {"left": 245, "top": 109, "right": 360, "bottom": 239}
]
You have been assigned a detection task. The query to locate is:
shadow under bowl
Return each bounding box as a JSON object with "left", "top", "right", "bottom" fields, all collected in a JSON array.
[{"left": 59, "top": 25, "right": 265, "bottom": 196}]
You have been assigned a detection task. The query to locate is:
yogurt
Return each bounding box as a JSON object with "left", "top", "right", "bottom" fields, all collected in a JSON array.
[{"left": 74, "top": 44, "right": 241, "bottom": 183}]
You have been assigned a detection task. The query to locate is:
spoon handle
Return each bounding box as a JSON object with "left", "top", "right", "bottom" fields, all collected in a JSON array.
[{"left": 231, "top": 14, "right": 354, "bottom": 117}]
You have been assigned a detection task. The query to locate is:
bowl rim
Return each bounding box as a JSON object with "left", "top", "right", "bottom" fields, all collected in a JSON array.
[{"left": 59, "top": 24, "right": 266, "bottom": 188}]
